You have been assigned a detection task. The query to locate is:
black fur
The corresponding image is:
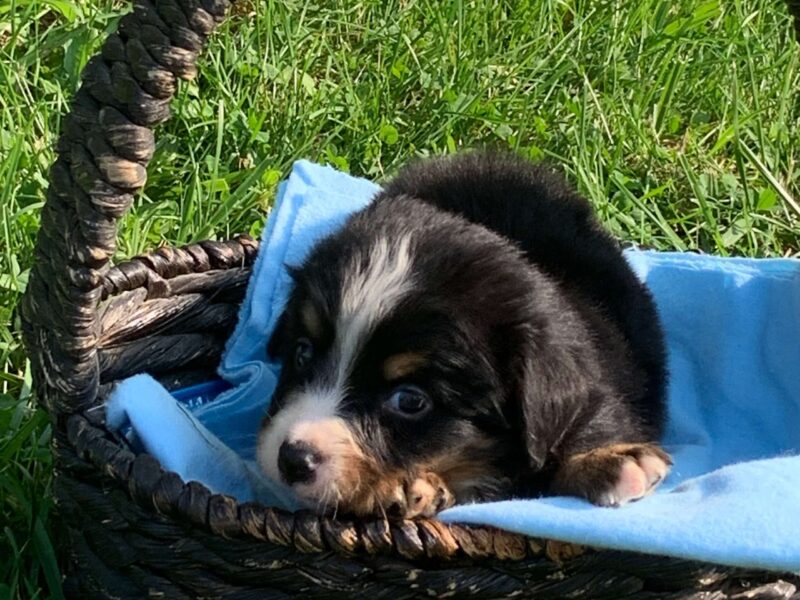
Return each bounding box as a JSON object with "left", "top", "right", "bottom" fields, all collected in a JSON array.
[{"left": 264, "top": 151, "right": 668, "bottom": 507}]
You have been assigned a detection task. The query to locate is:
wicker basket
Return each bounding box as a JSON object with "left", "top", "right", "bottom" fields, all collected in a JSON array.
[{"left": 19, "top": 1, "right": 800, "bottom": 598}]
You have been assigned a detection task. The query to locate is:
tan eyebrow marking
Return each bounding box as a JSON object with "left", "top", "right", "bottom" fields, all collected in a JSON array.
[
  {"left": 301, "top": 301, "right": 323, "bottom": 340},
  {"left": 382, "top": 352, "right": 427, "bottom": 381}
]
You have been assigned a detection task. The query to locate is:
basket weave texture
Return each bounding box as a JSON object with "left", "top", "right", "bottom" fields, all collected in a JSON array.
[{"left": 19, "top": 1, "right": 800, "bottom": 597}]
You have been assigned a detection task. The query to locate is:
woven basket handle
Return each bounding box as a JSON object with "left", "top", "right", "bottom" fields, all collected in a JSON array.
[
  {"left": 21, "top": 0, "right": 234, "bottom": 414},
  {"left": 20, "top": 1, "right": 800, "bottom": 416}
]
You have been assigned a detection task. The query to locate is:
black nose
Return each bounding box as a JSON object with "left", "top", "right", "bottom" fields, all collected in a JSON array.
[{"left": 278, "top": 440, "right": 322, "bottom": 485}]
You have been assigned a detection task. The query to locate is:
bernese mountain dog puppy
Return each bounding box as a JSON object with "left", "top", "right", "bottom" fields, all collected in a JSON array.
[{"left": 257, "top": 152, "right": 670, "bottom": 519}]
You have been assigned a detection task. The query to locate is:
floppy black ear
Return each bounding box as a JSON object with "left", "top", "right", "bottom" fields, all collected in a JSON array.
[{"left": 509, "top": 324, "right": 597, "bottom": 472}]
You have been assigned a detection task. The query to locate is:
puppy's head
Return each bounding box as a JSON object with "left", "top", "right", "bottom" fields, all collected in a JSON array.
[{"left": 257, "top": 197, "right": 536, "bottom": 516}]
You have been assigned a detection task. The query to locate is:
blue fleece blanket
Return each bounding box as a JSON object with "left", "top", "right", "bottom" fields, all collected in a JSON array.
[{"left": 106, "top": 160, "right": 800, "bottom": 572}]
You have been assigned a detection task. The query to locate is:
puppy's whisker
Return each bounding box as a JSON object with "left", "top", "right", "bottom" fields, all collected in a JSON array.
[
  {"left": 331, "top": 495, "right": 340, "bottom": 520},
  {"left": 316, "top": 486, "right": 331, "bottom": 515},
  {"left": 379, "top": 505, "right": 388, "bottom": 521}
]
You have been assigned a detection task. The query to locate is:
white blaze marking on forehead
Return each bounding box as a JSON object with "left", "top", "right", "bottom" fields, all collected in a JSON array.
[{"left": 335, "top": 235, "right": 414, "bottom": 387}]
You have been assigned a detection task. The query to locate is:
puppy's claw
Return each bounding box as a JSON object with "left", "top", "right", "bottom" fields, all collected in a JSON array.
[
  {"left": 639, "top": 452, "right": 670, "bottom": 488},
  {"left": 434, "top": 483, "right": 455, "bottom": 513}
]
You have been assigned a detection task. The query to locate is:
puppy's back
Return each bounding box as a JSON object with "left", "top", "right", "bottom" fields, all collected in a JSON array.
[{"left": 379, "top": 152, "right": 667, "bottom": 422}]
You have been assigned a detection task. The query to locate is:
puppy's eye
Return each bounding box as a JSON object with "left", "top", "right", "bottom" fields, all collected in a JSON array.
[
  {"left": 294, "top": 338, "right": 314, "bottom": 370},
  {"left": 386, "top": 385, "right": 431, "bottom": 417}
]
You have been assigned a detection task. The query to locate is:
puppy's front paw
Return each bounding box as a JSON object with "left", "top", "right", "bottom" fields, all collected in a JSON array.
[
  {"left": 408, "top": 472, "right": 455, "bottom": 518},
  {"left": 552, "top": 443, "right": 672, "bottom": 507},
  {"left": 385, "top": 472, "right": 455, "bottom": 519}
]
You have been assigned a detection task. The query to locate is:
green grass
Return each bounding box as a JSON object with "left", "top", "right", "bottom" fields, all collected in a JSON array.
[{"left": 1, "top": 0, "right": 798, "bottom": 597}]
